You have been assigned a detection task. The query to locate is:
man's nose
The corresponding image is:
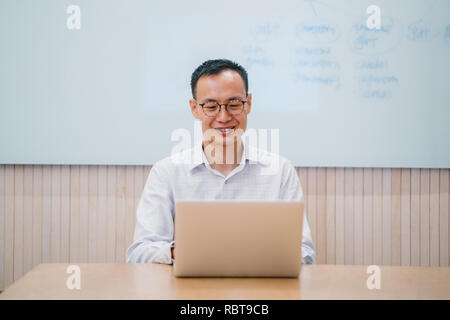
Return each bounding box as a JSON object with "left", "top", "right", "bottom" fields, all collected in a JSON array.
[{"left": 216, "top": 106, "right": 232, "bottom": 122}]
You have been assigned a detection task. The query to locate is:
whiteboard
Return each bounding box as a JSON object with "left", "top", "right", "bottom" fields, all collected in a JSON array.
[{"left": 1, "top": 0, "right": 450, "bottom": 167}]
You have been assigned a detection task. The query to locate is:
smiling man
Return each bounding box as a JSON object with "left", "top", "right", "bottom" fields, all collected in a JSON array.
[{"left": 126, "top": 59, "right": 316, "bottom": 264}]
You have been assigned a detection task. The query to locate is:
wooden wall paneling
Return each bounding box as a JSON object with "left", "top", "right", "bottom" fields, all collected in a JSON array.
[
  {"left": 133, "top": 166, "right": 144, "bottom": 243},
  {"left": 382, "top": 168, "right": 392, "bottom": 265},
  {"left": 400, "top": 169, "right": 411, "bottom": 266},
  {"left": 4, "top": 166, "right": 14, "bottom": 288},
  {"left": 439, "top": 169, "right": 449, "bottom": 266},
  {"left": 13, "top": 165, "right": 23, "bottom": 281},
  {"left": 61, "top": 166, "right": 70, "bottom": 263},
  {"left": 125, "top": 166, "right": 136, "bottom": 254},
  {"left": 143, "top": 166, "right": 152, "bottom": 185},
  {"left": 307, "top": 168, "right": 317, "bottom": 252},
  {"left": 326, "top": 168, "right": 336, "bottom": 264},
  {"left": 391, "top": 169, "right": 401, "bottom": 266},
  {"left": 335, "top": 168, "right": 345, "bottom": 264},
  {"left": 23, "top": 166, "right": 33, "bottom": 274},
  {"left": 420, "top": 169, "right": 430, "bottom": 266},
  {"left": 354, "top": 168, "right": 364, "bottom": 265},
  {"left": 429, "top": 169, "right": 439, "bottom": 266},
  {"left": 32, "top": 166, "right": 43, "bottom": 268},
  {"left": 296, "top": 168, "right": 307, "bottom": 193},
  {"left": 69, "top": 166, "right": 80, "bottom": 262},
  {"left": 410, "top": 169, "right": 421, "bottom": 266},
  {"left": 51, "top": 165, "right": 61, "bottom": 263},
  {"left": 1, "top": 165, "right": 449, "bottom": 290},
  {"left": 316, "top": 168, "right": 327, "bottom": 264},
  {"left": 115, "top": 166, "right": 126, "bottom": 262},
  {"left": 135, "top": 165, "right": 145, "bottom": 201},
  {"left": 344, "top": 168, "right": 354, "bottom": 265},
  {"left": 0, "top": 166, "right": 5, "bottom": 291},
  {"left": 106, "top": 166, "right": 117, "bottom": 262},
  {"left": 96, "top": 166, "right": 107, "bottom": 263},
  {"left": 79, "top": 166, "right": 89, "bottom": 262},
  {"left": 88, "top": 166, "right": 98, "bottom": 262},
  {"left": 297, "top": 167, "right": 308, "bottom": 218},
  {"left": 373, "top": 168, "right": 383, "bottom": 265},
  {"left": 363, "top": 168, "right": 373, "bottom": 265}
]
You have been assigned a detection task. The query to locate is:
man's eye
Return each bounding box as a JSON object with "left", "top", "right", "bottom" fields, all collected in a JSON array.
[
  {"left": 204, "top": 106, "right": 217, "bottom": 110},
  {"left": 229, "top": 105, "right": 241, "bottom": 108}
]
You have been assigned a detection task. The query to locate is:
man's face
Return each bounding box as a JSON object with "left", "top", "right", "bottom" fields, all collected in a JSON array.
[{"left": 189, "top": 69, "right": 252, "bottom": 146}]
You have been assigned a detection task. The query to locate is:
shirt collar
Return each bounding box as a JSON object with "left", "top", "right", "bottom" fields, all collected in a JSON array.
[{"left": 188, "top": 138, "right": 266, "bottom": 172}]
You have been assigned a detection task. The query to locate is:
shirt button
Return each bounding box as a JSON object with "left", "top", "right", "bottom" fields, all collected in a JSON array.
[{"left": 224, "top": 180, "right": 228, "bottom": 184}]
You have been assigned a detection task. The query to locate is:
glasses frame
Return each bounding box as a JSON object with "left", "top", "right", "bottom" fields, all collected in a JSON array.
[{"left": 195, "top": 99, "right": 248, "bottom": 117}]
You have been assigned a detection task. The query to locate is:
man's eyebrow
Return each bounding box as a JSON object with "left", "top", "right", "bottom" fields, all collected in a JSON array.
[{"left": 200, "top": 96, "right": 246, "bottom": 103}]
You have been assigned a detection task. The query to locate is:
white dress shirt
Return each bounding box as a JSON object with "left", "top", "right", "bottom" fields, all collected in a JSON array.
[{"left": 126, "top": 141, "right": 316, "bottom": 264}]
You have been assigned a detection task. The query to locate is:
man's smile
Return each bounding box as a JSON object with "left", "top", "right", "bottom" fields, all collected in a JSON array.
[{"left": 215, "top": 126, "right": 235, "bottom": 136}]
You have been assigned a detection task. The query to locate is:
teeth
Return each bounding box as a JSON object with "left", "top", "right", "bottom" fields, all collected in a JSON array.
[{"left": 216, "top": 127, "right": 235, "bottom": 134}]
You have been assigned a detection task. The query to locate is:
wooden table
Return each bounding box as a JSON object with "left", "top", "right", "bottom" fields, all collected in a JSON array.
[{"left": 1, "top": 264, "right": 449, "bottom": 300}]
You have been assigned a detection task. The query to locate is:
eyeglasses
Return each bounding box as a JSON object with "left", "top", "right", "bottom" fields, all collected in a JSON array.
[{"left": 196, "top": 99, "right": 247, "bottom": 117}]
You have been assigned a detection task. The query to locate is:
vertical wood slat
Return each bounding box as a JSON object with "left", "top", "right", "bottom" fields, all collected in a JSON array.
[
  {"left": 429, "top": 169, "right": 440, "bottom": 266},
  {"left": 88, "top": 166, "right": 98, "bottom": 262},
  {"left": 23, "top": 166, "right": 33, "bottom": 274},
  {"left": 61, "top": 166, "right": 70, "bottom": 263},
  {"left": 0, "top": 166, "right": 5, "bottom": 290},
  {"left": 354, "top": 168, "right": 364, "bottom": 265},
  {"left": 125, "top": 166, "right": 135, "bottom": 253},
  {"left": 439, "top": 169, "right": 449, "bottom": 267},
  {"left": 420, "top": 169, "right": 430, "bottom": 266},
  {"left": 32, "top": 166, "right": 43, "bottom": 268},
  {"left": 143, "top": 166, "right": 152, "bottom": 185},
  {"left": 97, "top": 166, "right": 107, "bottom": 263},
  {"left": 316, "top": 168, "right": 327, "bottom": 264},
  {"left": 4, "top": 166, "right": 14, "bottom": 288},
  {"left": 391, "top": 169, "right": 401, "bottom": 266},
  {"left": 42, "top": 166, "right": 51, "bottom": 263},
  {"left": 410, "top": 169, "right": 421, "bottom": 266},
  {"left": 70, "top": 166, "right": 80, "bottom": 263},
  {"left": 79, "top": 166, "right": 89, "bottom": 262},
  {"left": 344, "top": 168, "right": 354, "bottom": 265},
  {"left": 132, "top": 166, "right": 145, "bottom": 248},
  {"left": 115, "top": 166, "right": 126, "bottom": 262},
  {"left": 306, "top": 168, "right": 317, "bottom": 254},
  {"left": 382, "top": 169, "right": 391, "bottom": 265},
  {"left": 297, "top": 167, "right": 308, "bottom": 209},
  {"left": 335, "top": 168, "right": 345, "bottom": 264},
  {"left": 363, "top": 168, "right": 373, "bottom": 265},
  {"left": 51, "top": 165, "right": 61, "bottom": 263},
  {"left": 373, "top": 168, "right": 383, "bottom": 265},
  {"left": 326, "top": 168, "right": 336, "bottom": 264},
  {"left": 106, "top": 166, "right": 116, "bottom": 262},
  {"left": 13, "top": 165, "right": 23, "bottom": 281},
  {"left": 400, "top": 169, "right": 411, "bottom": 266}
]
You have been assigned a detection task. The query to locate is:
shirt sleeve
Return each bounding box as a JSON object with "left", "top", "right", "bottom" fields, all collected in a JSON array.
[
  {"left": 280, "top": 161, "right": 317, "bottom": 264},
  {"left": 126, "top": 163, "right": 175, "bottom": 264}
]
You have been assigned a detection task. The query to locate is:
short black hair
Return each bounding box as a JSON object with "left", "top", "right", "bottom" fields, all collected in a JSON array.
[{"left": 190, "top": 59, "right": 249, "bottom": 99}]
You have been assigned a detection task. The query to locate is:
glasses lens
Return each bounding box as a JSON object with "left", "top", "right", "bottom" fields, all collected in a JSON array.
[
  {"left": 203, "top": 102, "right": 219, "bottom": 116},
  {"left": 227, "top": 100, "right": 244, "bottom": 115}
]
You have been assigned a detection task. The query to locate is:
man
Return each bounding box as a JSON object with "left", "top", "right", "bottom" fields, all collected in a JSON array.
[{"left": 126, "top": 59, "right": 316, "bottom": 264}]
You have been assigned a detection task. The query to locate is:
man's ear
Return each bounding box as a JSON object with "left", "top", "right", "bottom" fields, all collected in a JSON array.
[
  {"left": 189, "top": 99, "right": 200, "bottom": 120},
  {"left": 246, "top": 93, "right": 252, "bottom": 115}
]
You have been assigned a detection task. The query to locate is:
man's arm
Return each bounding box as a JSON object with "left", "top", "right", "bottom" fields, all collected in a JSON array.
[
  {"left": 126, "top": 164, "right": 175, "bottom": 264},
  {"left": 280, "top": 161, "right": 316, "bottom": 264}
]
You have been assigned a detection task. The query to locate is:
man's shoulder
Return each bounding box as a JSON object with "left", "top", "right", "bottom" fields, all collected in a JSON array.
[
  {"left": 152, "top": 147, "right": 199, "bottom": 171},
  {"left": 247, "top": 145, "right": 295, "bottom": 174}
]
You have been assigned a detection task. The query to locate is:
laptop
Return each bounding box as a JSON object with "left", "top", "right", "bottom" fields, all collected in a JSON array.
[{"left": 173, "top": 201, "right": 304, "bottom": 278}]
